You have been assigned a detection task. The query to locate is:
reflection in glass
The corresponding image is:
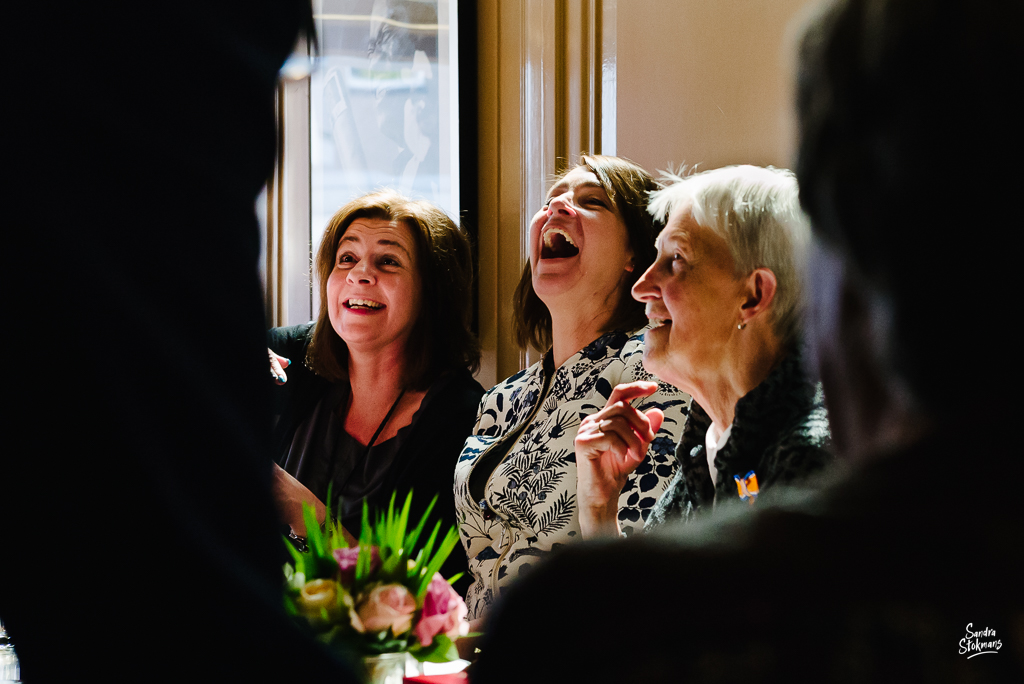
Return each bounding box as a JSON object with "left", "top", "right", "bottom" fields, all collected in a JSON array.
[{"left": 312, "top": 0, "right": 458, "bottom": 251}]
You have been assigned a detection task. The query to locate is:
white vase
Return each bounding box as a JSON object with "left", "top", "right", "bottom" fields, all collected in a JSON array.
[{"left": 362, "top": 652, "right": 422, "bottom": 684}]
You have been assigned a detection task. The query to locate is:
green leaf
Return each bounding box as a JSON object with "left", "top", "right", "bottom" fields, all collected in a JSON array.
[
  {"left": 360, "top": 540, "right": 376, "bottom": 581},
  {"left": 362, "top": 638, "right": 410, "bottom": 655},
  {"left": 384, "top": 491, "right": 397, "bottom": 545},
  {"left": 394, "top": 490, "right": 413, "bottom": 554},
  {"left": 410, "top": 635, "right": 458, "bottom": 663},
  {"left": 446, "top": 572, "right": 464, "bottom": 586},
  {"left": 325, "top": 481, "right": 335, "bottom": 522},
  {"left": 283, "top": 535, "right": 304, "bottom": 564},
  {"left": 360, "top": 500, "right": 372, "bottom": 546},
  {"left": 382, "top": 491, "right": 414, "bottom": 575},
  {"left": 322, "top": 481, "right": 351, "bottom": 551},
  {"left": 315, "top": 624, "right": 348, "bottom": 649},
  {"left": 304, "top": 503, "right": 327, "bottom": 559},
  {"left": 403, "top": 495, "right": 438, "bottom": 558},
  {"left": 412, "top": 520, "right": 442, "bottom": 581},
  {"left": 356, "top": 500, "right": 373, "bottom": 583},
  {"left": 416, "top": 526, "right": 460, "bottom": 598},
  {"left": 328, "top": 517, "right": 347, "bottom": 550}
]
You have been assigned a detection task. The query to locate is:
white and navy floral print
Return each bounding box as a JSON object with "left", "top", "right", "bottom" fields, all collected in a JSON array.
[{"left": 455, "top": 328, "right": 690, "bottom": 618}]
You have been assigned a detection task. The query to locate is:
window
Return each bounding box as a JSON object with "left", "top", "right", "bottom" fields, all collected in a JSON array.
[{"left": 263, "top": 0, "right": 462, "bottom": 328}]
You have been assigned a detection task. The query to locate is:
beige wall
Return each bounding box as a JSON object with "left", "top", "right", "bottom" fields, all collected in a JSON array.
[
  {"left": 474, "top": 0, "right": 817, "bottom": 385},
  {"left": 615, "top": 0, "right": 815, "bottom": 175}
]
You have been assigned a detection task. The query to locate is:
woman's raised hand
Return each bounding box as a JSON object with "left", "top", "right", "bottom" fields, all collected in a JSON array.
[
  {"left": 575, "top": 381, "right": 664, "bottom": 538},
  {"left": 269, "top": 349, "right": 291, "bottom": 385}
]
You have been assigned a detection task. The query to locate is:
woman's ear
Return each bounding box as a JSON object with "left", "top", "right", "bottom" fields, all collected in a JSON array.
[
  {"left": 624, "top": 255, "right": 635, "bottom": 273},
  {"left": 739, "top": 268, "right": 778, "bottom": 324}
]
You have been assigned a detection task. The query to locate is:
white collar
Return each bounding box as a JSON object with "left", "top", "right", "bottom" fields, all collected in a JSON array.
[{"left": 705, "top": 422, "right": 733, "bottom": 487}]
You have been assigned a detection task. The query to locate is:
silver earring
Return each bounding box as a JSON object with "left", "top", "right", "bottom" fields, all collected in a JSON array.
[{"left": 737, "top": 322, "right": 747, "bottom": 330}]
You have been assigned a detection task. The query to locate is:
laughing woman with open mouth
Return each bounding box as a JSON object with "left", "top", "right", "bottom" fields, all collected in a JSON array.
[
  {"left": 574, "top": 166, "right": 834, "bottom": 538},
  {"left": 268, "top": 190, "right": 482, "bottom": 588},
  {"left": 454, "top": 156, "right": 690, "bottom": 620}
]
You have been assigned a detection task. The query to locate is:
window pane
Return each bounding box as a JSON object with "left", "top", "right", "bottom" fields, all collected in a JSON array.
[{"left": 311, "top": 0, "right": 459, "bottom": 256}]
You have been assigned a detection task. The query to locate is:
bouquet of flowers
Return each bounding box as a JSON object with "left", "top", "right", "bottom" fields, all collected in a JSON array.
[{"left": 283, "top": 491, "right": 469, "bottom": 664}]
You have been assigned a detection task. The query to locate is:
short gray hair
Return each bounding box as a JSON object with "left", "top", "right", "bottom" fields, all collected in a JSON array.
[{"left": 648, "top": 165, "right": 811, "bottom": 347}]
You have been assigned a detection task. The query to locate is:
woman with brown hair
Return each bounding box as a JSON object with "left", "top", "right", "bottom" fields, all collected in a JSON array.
[
  {"left": 454, "top": 155, "right": 690, "bottom": 619},
  {"left": 269, "top": 190, "right": 482, "bottom": 585}
]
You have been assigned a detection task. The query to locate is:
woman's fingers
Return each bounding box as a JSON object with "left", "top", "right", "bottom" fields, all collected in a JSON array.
[
  {"left": 576, "top": 382, "right": 662, "bottom": 540},
  {"left": 581, "top": 381, "right": 660, "bottom": 429},
  {"left": 577, "top": 417, "right": 644, "bottom": 466},
  {"left": 605, "top": 381, "right": 659, "bottom": 406},
  {"left": 581, "top": 400, "right": 656, "bottom": 443},
  {"left": 600, "top": 418, "right": 646, "bottom": 464},
  {"left": 645, "top": 407, "right": 665, "bottom": 436},
  {"left": 269, "top": 348, "right": 290, "bottom": 385},
  {"left": 577, "top": 401, "right": 664, "bottom": 479}
]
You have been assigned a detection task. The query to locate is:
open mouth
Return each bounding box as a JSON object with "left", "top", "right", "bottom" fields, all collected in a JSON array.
[
  {"left": 345, "top": 298, "right": 385, "bottom": 311},
  {"left": 540, "top": 228, "right": 580, "bottom": 259},
  {"left": 649, "top": 318, "right": 671, "bottom": 329}
]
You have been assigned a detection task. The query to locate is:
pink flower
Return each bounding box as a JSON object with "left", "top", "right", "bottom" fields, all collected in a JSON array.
[
  {"left": 412, "top": 574, "right": 469, "bottom": 647},
  {"left": 356, "top": 583, "right": 417, "bottom": 635},
  {"left": 333, "top": 545, "right": 380, "bottom": 586}
]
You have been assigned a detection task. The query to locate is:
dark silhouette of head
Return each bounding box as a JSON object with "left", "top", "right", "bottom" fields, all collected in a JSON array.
[{"left": 795, "top": 0, "right": 1023, "bottom": 456}]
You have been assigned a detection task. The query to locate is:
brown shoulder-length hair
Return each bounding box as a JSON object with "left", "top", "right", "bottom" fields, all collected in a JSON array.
[
  {"left": 512, "top": 154, "right": 661, "bottom": 352},
  {"left": 306, "top": 190, "right": 480, "bottom": 391}
]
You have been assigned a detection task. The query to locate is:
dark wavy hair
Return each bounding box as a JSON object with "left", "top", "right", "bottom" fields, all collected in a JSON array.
[
  {"left": 306, "top": 190, "right": 479, "bottom": 390},
  {"left": 512, "top": 155, "right": 661, "bottom": 352}
]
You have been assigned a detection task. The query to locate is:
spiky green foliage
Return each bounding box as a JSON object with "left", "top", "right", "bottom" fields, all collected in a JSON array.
[
  {"left": 282, "top": 490, "right": 465, "bottom": 661},
  {"left": 324, "top": 482, "right": 350, "bottom": 551},
  {"left": 351, "top": 491, "right": 460, "bottom": 599}
]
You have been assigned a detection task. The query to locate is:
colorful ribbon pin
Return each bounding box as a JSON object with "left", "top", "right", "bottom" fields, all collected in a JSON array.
[{"left": 734, "top": 470, "right": 759, "bottom": 504}]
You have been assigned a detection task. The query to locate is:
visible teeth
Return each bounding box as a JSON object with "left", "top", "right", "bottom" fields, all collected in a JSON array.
[
  {"left": 543, "top": 228, "right": 577, "bottom": 247},
  {"left": 347, "top": 298, "right": 384, "bottom": 309},
  {"left": 649, "top": 318, "right": 669, "bottom": 329}
]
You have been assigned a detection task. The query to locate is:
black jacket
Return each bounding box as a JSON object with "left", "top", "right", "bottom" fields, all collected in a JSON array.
[
  {"left": 269, "top": 323, "right": 483, "bottom": 589},
  {"left": 647, "top": 350, "right": 833, "bottom": 526}
]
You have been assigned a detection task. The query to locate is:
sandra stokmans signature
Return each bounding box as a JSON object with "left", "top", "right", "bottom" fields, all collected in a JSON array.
[{"left": 959, "top": 623, "right": 1002, "bottom": 659}]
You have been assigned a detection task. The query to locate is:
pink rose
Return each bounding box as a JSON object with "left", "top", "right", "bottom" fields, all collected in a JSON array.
[
  {"left": 412, "top": 574, "right": 469, "bottom": 647},
  {"left": 356, "top": 583, "right": 417, "bottom": 635},
  {"left": 333, "top": 545, "right": 380, "bottom": 586}
]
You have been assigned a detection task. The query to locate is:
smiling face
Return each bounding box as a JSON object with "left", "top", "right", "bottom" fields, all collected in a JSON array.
[
  {"left": 529, "top": 166, "right": 635, "bottom": 314},
  {"left": 631, "top": 203, "right": 746, "bottom": 391},
  {"left": 325, "top": 218, "right": 422, "bottom": 357}
]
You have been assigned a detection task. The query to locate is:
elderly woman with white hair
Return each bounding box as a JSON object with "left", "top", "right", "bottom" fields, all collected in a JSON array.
[{"left": 575, "top": 165, "right": 832, "bottom": 536}]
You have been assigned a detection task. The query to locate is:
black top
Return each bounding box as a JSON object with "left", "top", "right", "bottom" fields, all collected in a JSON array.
[
  {"left": 283, "top": 378, "right": 450, "bottom": 534},
  {"left": 647, "top": 349, "right": 833, "bottom": 526},
  {"left": 269, "top": 323, "right": 484, "bottom": 589}
]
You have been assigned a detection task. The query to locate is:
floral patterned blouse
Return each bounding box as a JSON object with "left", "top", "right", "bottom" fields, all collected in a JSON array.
[{"left": 454, "top": 328, "right": 690, "bottom": 618}]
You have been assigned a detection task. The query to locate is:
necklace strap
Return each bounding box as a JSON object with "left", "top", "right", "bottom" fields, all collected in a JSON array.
[
  {"left": 366, "top": 388, "right": 407, "bottom": 451},
  {"left": 323, "top": 386, "right": 408, "bottom": 510}
]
